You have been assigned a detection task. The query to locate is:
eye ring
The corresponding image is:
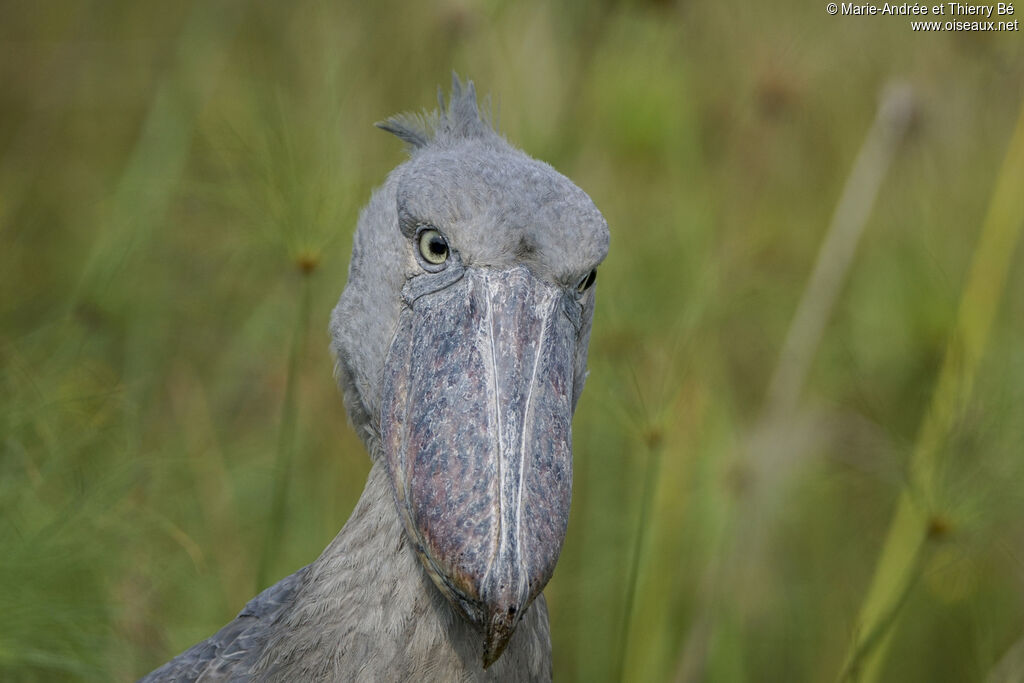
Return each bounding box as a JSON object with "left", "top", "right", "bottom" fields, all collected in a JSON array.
[
  {"left": 576, "top": 269, "right": 597, "bottom": 294},
  {"left": 416, "top": 227, "right": 449, "bottom": 267}
]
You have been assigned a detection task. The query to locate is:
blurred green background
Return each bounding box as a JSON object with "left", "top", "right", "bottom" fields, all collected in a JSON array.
[{"left": 2, "top": 1, "right": 1024, "bottom": 681}]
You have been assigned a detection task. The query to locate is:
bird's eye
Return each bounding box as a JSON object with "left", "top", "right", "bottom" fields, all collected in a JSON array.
[
  {"left": 576, "top": 269, "right": 597, "bottom": 294},
  {"left": 417, "top": 228, "right": 449, "bottom": 266}
]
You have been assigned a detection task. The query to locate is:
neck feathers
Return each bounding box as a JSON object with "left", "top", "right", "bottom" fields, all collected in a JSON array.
[{"left": 251, "top": 462, "right": 552, "bottom": 681}]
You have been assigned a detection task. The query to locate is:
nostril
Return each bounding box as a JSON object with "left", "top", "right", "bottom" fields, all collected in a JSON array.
[{"left": 507, "top": 606, "right": 516, "bottom": 616}]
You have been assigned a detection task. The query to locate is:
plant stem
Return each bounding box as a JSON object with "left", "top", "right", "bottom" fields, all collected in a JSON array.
[
  {"left": 766, "top": 83, "right": 916, "bottom": 416},
  {"left": 256, "top": 271, "right": 313, "bottom": 591},
  {"left": 616, "top": 426, "right": 664, "bottom": 683},
  {"left": 841, "top": 97, "right": 1024, "bottom": 683},
  {"left": 672, "top": 82, "right": 914, "bottom": 683}
]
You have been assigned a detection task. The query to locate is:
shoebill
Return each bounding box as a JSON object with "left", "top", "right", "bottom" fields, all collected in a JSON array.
[{"left": 141, "top": 76, "right": 609, "bottom": 682}]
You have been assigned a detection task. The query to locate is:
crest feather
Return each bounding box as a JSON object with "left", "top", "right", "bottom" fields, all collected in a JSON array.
[{"left": 375, "top": 73, "right": 502, "bottom": 152}]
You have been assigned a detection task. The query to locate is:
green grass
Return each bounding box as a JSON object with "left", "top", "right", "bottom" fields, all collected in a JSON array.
[{"left": 1, "top": 1, "right": 1023, "bottom": 681}]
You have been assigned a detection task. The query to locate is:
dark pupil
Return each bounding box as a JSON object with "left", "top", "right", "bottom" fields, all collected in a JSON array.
[
  {"left": 428, "top": 236, "right": 447, "bottom": 256},
  {"left": 582, "top": 269, "right": 596, "bottom": 290}
]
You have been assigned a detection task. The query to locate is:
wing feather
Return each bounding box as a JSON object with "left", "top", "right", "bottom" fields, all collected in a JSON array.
[{"left": 139, "top": 565, "right": 310, "bottom": 682}]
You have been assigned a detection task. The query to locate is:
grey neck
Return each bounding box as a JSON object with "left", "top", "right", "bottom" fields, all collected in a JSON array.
[{"left": 251, "top": 461, "right": 553, "bottom": 682}]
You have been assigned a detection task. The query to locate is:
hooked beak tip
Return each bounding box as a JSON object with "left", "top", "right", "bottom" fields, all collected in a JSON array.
[{"left": 481, "top": 604, "right": 520, "bottom": 669}]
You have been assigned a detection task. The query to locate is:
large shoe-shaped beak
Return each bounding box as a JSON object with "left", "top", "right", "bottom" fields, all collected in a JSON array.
[{"left": 380, "top": 264, "right": 578, "bottom": 668}]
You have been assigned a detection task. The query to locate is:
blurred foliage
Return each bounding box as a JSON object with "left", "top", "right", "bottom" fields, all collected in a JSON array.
[{"left": 2, "top": 0, "right": 1023, "bottom": 681}]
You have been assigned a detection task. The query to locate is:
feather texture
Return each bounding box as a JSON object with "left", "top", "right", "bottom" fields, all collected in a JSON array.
[{"left": 375, "top": 74, "right": 501, "bottom": 152}]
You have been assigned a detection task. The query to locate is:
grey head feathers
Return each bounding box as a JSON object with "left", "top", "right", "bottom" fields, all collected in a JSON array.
[
  {"left": 331, "top": 76, "right": 608, "bottom": 454},
  {"left": 376, "top": 74, "right": 503, "bottom": 152}
]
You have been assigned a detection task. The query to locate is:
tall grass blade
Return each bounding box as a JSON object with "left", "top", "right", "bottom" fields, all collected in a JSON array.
[
  {"left": 988, "top": 630, "right": 1024, "bottom": 683},
  {"left": 766, "top": 83, "right": 916, "bottom": 416},
  {"left": 841, "top": 97, "right": 1024, "bottom": 683},
  {"left": 672, "top": 82, "right": 915, "bottom": 683}
]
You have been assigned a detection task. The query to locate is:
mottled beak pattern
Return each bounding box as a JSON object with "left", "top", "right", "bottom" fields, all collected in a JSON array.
[{"left": 381, "top": 264, "right": 578, "bottom": 666}]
